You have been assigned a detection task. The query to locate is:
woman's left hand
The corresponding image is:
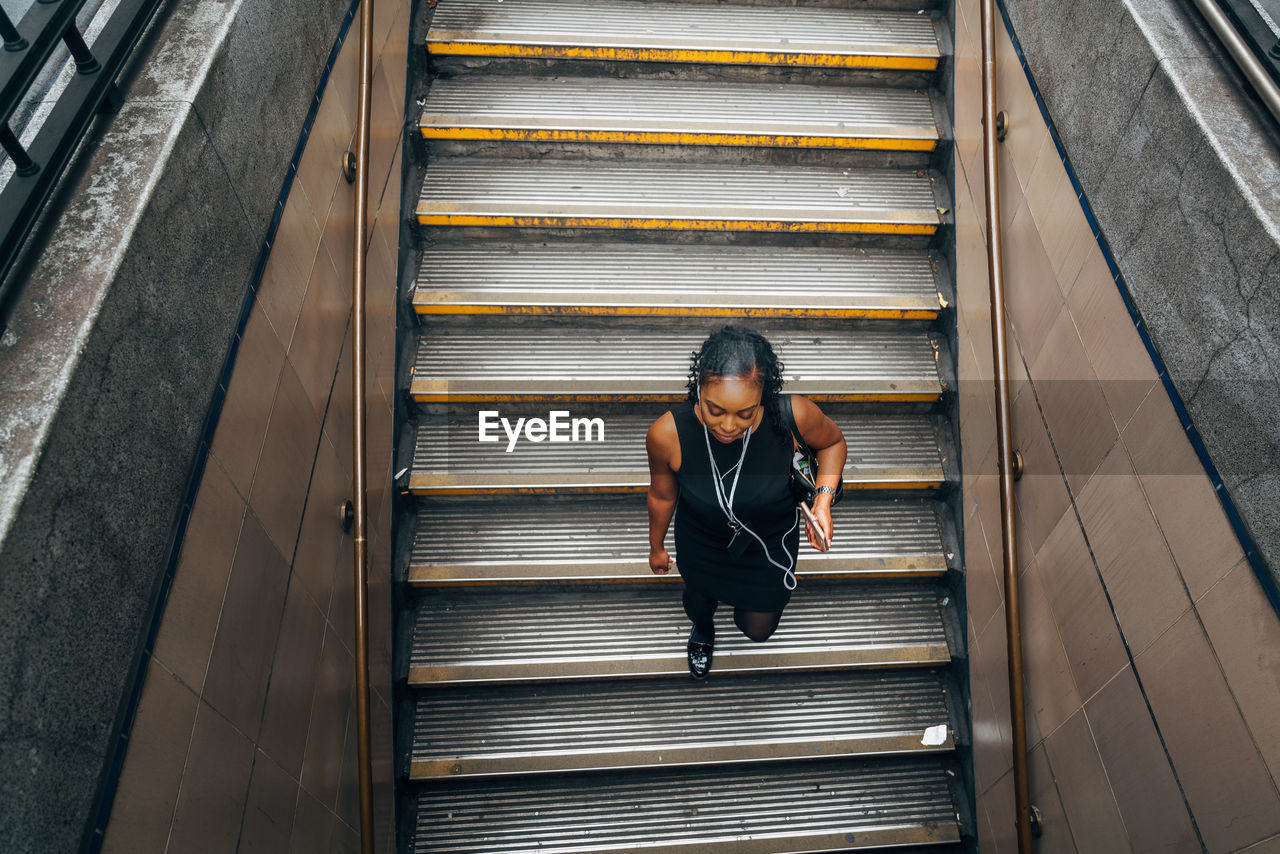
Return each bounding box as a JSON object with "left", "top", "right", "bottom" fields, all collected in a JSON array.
[{"left": 804, "top": 501, "right": 834, "bottom": 552}]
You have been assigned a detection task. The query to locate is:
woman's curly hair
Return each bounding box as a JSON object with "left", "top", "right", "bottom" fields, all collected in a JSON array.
[{"left": 685, "top": 324, "right": 788, "bottom": 440}]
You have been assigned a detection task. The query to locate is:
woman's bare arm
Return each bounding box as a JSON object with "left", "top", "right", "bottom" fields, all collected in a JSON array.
[
  {"left": 645, "top": 411, "right": 681, "bottom": 574},
  {"left": 791, "top": 395, "right": 846, "bottom": 549}
]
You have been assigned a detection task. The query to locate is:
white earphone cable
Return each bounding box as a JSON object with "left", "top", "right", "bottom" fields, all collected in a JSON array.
[{"left": 699, "top": 402, "right": 799, "bottom": 590}]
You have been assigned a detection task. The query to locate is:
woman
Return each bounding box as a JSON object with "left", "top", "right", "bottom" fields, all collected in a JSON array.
[{"left": 645, "top": 325, "right": 847, "bottom": 678}]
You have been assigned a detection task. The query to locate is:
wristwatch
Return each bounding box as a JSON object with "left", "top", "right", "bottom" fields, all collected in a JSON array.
[{"left": 815, "top": 486, "right": 837, "bottom": 496}]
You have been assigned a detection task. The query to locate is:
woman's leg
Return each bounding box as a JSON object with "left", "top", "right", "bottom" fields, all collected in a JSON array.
[
  {"left": 733, "top": 607, "right": 783, "bottom": 642},
  {"left": 682, "top": 585, "right": 718, "bottom": 643}
]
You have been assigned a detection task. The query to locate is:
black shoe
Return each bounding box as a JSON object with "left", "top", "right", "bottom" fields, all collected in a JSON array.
[{"left": 687, "top": 640, "right": 714, "bottom": 679}]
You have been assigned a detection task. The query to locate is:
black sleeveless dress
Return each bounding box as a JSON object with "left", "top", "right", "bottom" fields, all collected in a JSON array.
[{"left": 671, "top": 397, "right": 801, "bottom": 611}]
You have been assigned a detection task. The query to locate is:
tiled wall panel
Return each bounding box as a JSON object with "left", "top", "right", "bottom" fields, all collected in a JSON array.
[
  {"left": 101, "top": 2, "right": 408, "bottom": 851},
  {"left": 956, "top": 1, "right": 1280, "bottom": 851}
]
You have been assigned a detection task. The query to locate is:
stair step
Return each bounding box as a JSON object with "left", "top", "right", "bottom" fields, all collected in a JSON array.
[
  {"left": 415, "top": 158, "right": 941, "bottom": 235},
  {"left": 412, "top": 758, "right": 960, "bottom": 852},
  {"left": 421, "top": 75, "right": 939, "bottom": 151},
  {"left": 409, "top": 409, "right": 945, "bottom": 494},
  {"left": 410, "top": 583, "right": 949, "bottom": 685},
  {"left": 413, "top": 243, "right": 942, "bottom": 319},
  {"left": 411, "top": 670, "right": 954, "bottom": 779},
  {"left": 426, "top": 0, "right": 941, "bottom": 71},
  {"left": 411, "top": 323, "right": 943, "bottom": 402},
  {"left": 409, "top": 495, "right": 946, "bottom": 585}
]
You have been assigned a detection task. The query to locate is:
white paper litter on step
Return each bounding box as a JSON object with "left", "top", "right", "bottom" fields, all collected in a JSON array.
[{"left": 921, "top": 724, "right": 948, "bottom": 746}]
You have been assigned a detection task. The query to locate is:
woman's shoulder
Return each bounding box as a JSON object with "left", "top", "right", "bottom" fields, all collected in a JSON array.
[
  {"left": 772, "top": 393, "right": 826, "bottom": 439},
  {"left": 662, "top": 400, "right": 698, "bottom": 430},
  {"left": 645, "top": 409, "right": 682, "bottom": 471},
  {"left": 648, "top": 408, "right": 677, "bottom": 434},
  {"left": 784, "top": 393, "right": 844, "bottom": 447},
  {"left": 785, "top": 393, "right": 821, "bottom": 424},
  {"left": 646, "top": 409, "right": 679, "bottom": 449}
]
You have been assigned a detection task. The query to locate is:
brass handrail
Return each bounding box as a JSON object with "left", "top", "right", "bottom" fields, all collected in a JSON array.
[
  {"left": 350, "top": 0, "right": 375, "bottom": 851},
  {"left": 979, "top": 0, "right": 1032, "bottom": 850}
]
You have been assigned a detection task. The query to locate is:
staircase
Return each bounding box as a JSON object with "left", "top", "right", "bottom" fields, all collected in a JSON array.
[{"left": 395, "top": 0, "right": 970, "bottom": 849}]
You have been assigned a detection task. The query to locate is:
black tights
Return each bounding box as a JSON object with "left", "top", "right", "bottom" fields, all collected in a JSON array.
[{"left": 682, "top": 586, "right": 782, "bottom": 643}]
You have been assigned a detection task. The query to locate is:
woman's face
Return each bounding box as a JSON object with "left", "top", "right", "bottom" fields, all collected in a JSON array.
[{"left": 697, "top": 375, "right": 764, "bottom": 443}]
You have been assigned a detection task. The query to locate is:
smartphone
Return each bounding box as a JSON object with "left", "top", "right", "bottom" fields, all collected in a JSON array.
[{"left": 798, "top": 501, "right": 829, "bottom": 552}]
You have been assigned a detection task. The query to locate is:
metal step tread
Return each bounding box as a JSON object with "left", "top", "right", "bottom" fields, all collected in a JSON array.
[
  {"left": 421, "top": 75, "right": 938, "bottom": 148},
  {"left": 409, "top": 408, "right": 945, "bottom": 493},
  {"left": 411, "top": 670, "right": 954, "bottom": 778},
  {"left": 412, "top": 758, "right": 960, "bottom": 852},
  {"left": 412, "top": 325, "right": 942, "bottom": 400},
  {"left": 426, "top": 0, "right": 941, "bottom": 69},
  {"left": 415, "top": 158, "right": 941, "bottom": 233},
  {"left": 413, "top": 243, "right": 942, "bottom": 316},
  {"left": 410, "top": 582, "right": 949, "bottom": 684},
  {"left": 410, "top": 495, "right": 947, "bottom": 584}
]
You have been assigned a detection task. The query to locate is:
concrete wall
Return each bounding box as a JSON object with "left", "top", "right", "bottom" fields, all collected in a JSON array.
[
  {"left": 956, "top": 1, "right": 1280, "bottom": 851},
  {"left": 1005, "top": 0, "right": 1280, "bottom": 585},
  {"left": 0, "top": 0, "right": 404, "bottom": 850}
]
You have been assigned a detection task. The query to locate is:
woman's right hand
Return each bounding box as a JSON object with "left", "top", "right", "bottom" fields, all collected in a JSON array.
[{"left": 649, "top": 548, "right": 675, "bottom": 575}]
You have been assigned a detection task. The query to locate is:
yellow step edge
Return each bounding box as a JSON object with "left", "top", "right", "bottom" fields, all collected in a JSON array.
[
  {"left": 408, "top": 643, "right": 950, "bottom": 686},
  {"left": 420, "top": 126, "right": 938, "bottom": 152},
  {"left": 410, "top": 484, "right": 942, "bottom": 495},
  {"left": 426, "top": 41, "right": 940, "bottom": 71},
  {"left": 408, "top": 473, "right": 943, "bottom": 495},
  {"left": 410, "top": 299, "right": 941, "bottom": 321},
  {"left": 416, "top": 213, "right": 938, "bottom": 235},
  {"left": 407, "top": 555, "right": 949, "bottom": 585},
  {"left": 410, "top": 390, "right": 941, "bottom": 404}
]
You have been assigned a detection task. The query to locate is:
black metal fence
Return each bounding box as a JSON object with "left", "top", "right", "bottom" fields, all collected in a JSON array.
[{"left": 0, "top": 0, "right": 165, "bottom": 331}]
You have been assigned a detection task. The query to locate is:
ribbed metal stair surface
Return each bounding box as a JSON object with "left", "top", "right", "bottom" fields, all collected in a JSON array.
[
  {"left": 413, "top": 759, "right": 961, "bottom": 852},
  {"left": 426, "top": 0, "right": 941, "bottom": 70},
  {"left": 409, "top": 409, "right": 945, "bottom": 493},
  {"left": 410, "top": 583, "right": 949, "bottom": 684},
  {"left": 415, "top": 158, "right": 941, "bottom": 235},
  {"left": 401, "top": 0, "right": 968, "bottom": 846},
  {"left": 412, "top": 324, "right": 943, "bottom": 401},
  {"left": 421, "top": 76, "right": 939, "bottom": 150},
  {"left": 409, "top": 496, "right": 947, "bottom": 584},
  {"left": 411, "top": 670, "right": 954, "bottom": 779},
  {"left": 413, "top": 243, "right": 942, "bottom": 318}
]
